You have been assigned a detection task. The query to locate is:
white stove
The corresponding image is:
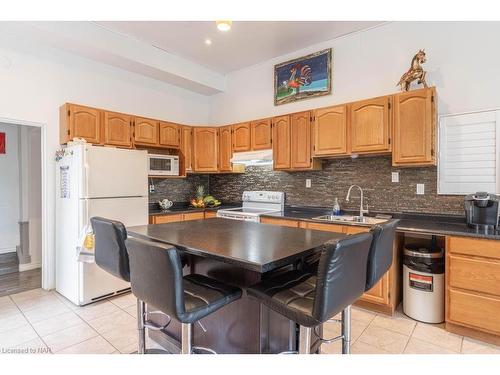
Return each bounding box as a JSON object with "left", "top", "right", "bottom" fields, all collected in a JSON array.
[{"left": 217, "top": 191, "right": 285, "bottom": 222}]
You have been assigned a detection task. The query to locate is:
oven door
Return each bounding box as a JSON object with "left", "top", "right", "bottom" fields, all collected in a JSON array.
[{"left": 217, "top": 211, "right": 260, "bottom": 222}]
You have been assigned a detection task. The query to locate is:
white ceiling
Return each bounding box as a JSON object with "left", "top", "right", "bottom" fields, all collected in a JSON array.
[{"left": 95, "top": 21, "right": 384, "bottom": 74}]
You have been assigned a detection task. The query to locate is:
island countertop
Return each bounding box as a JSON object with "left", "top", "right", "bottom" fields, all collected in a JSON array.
[{"left": 127, "top": 218, "right": 346, "bottom": 272}]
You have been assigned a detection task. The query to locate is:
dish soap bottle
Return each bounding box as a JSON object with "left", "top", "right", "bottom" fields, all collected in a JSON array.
[{"left": 333, "top": 197, "right": 341, "bottom": 216}]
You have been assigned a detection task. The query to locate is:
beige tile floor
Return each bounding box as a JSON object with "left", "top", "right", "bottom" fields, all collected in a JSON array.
[{"left": 1, "top": 288, "right": 500, "bottom": 354}]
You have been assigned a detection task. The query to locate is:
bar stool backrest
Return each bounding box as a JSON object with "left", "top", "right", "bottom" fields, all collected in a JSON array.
[
  {"left": 90, "top": 217, "right": 130, "bottom": 282},
  {"left": 126, "top": 237, "right": 185, "bottom": 320},
  {"left": 365, "top": 220, "right": 399, "bottom": 291},
  {"left": 312, "top": 232, "right": 373, "bottom": 324}
]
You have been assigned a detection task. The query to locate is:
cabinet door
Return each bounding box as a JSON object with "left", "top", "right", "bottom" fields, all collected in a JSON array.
[
  {"left": 193, "top": 127, "right": 219, "bottom": 172},
  {"left": 291, "top": 111, "right": 312, "bottom": 169},
  {"left": 272, "top": 115, "right": 291, "bottom": 170},
  {"left": 260, "top": 217, "right": 300, "bottom": 228},
  {"left": 180, "top": 126, "right": 193, "bottom": 174},
  {"left": 219, "top": 125, "right": 233, "bottom": 172},
  {"left": 393, "top": 87, "right": 436, "bottom": 166},
  {"left": 103, "top": 111, "right": 132, "bottom": 147},
  {"left": 350, "top": 96, "right": 391, "bottom": 153},
  {"left": 251, "top": 118, "right": 272, "bottom": 150},
  {"left": 134, "top": 117, "right": 158, "bottom": 146},
  {"left": 361, "top": 277, "right": 389, "bottom": 305},
  {"left": 232, "top": 122, "right": 251, "bottom": 152},
  {"left": 159, "top": 122, "right": 180, "bottom": 148},
  {"left": 68, "top": 104, "right": 101, "bottom": 144},
  {"left": 313, "top": 105, "right": 348, "bottom": 156}
]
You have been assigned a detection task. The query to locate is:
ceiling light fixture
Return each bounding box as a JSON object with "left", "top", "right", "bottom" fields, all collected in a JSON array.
[
  {"left": 205, "top": 38, "right": 212, "bottom": 46},
  {"left": 216, "top": 21, "right": 232, "bottom": 32}
]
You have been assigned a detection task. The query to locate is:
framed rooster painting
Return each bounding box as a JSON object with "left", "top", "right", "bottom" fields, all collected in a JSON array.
[{"left": 274, "top": 48, "right": 332, "bottom": 105}]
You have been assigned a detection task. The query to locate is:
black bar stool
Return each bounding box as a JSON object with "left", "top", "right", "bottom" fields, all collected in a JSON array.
[
  {"left": 126, "top": 237, "right": 242, "bottom": 354},
  {"left": 365, "top": 220, "right": 399, "bottom": 292},
  {"left": 247, "top": 232, "right": 373, "bottom": 354},
  {"left": 91, "top": 217, "right": 180, "bottom": 354}
]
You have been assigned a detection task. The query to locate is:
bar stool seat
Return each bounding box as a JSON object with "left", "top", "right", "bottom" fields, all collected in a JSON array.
[
  {"left": 247, "top": 233, "right": 373, "bottom": 354},
  {"left": 247, "top": 270, "right": 318, "bottom": 327},
  {"left": 181, "top": 274, "right": 242, "bottom": 323},
  {"left": 126, "top": 237, "right": 242, "bottom": 354}
]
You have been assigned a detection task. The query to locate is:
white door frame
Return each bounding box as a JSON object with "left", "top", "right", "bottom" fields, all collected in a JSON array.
[{"left": 0, "top": 116, "right": 51, "bottom": 289}]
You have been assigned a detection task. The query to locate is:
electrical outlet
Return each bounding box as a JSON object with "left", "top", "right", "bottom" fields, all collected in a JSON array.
[
  {"left": 417, "top": 183, "right": 425, "bottom": 195},
  {"left": 391, "top": 172, "right": 399, "bottom": 183},
  {"left": 149, "top": 184, "right": 155, "bottom": 193},
  {"left": 306, "top": 179, "right": 312, "bottom": 188}
]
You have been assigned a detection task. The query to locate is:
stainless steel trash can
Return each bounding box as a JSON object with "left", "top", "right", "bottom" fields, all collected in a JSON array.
[{"left": 403, "top": 243, "right": 445, "bottom": 323}]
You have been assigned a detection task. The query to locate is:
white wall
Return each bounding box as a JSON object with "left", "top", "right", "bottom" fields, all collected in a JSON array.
[
  {"left": 210, "top": 22, "right": 500, "bottom": 123},
  {"left": 0, "top": 123, "right": 20, "bottom": 254},
  {"left": 0, "top": 36, "right": 211, "bottom": 287}
]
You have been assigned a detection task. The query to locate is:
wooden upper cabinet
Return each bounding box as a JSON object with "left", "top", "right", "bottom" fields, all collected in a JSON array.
[
  {"left": 272, "top": 115, "right": 291, "bottom": 170},
  {"left": 134, "top": 117, "right": 158, "bottom": 146},
  {"left": 313, "top": 105, "right": 347, "bottom": 156},
  {"left": 193, "top": 127, "right": 219, "bottom": 172},
  {"left": 180, "top": 126, "right": 193, "bottom": 175},
  {"left": 232, "top": 122, "right": 251, "bottom": 152},
  {"left": 219, "top": 125, "right": 233, "bottom": 172},
  {"left": 159, "top": 122, "right": 180, "bottom": 148},
  {"left": 251, "top": 118, "right": 272, "bottom": 150},
  {"left": 393, "top": 87, "right": 436, "bottom": 166},
  {"left": 350, "top": 96, "right": 391, "bottom": 154},
  {"left": 60, "top": 104, "right": 101, "bottom": 144},
  {"left": 103, "top": 111, "right": 132, "bottom": 147},
  {"left": 291, "top": 111, "right": 312, "bottom": 169}
]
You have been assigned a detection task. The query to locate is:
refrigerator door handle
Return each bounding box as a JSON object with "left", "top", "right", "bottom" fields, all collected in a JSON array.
[{"left": 83, "top": 150, "right": 90, "bottom": 199}]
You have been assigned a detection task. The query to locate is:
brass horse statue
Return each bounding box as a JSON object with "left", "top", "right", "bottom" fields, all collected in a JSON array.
[{"left": 397, "top": 49, "right": 428, "bottom": 91}]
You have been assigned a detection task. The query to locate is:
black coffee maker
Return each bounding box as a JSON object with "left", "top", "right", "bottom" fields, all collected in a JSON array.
[{"left": 464, "top": 192, "right": 500, "bottom": 231}]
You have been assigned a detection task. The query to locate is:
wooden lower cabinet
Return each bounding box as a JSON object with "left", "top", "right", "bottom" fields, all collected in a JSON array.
[
  {"left": 150, "top": 214, "right": 184, "bottom": 224},
  {"left": 204, "top": 211, "right": 218, "bottom": 219},
  {"left": 446, "top": 236, "right": 500, "bottom": 343},
  {"left": 150, "top": 211, "right": 206, "bottom": 224},
  {"left": 260, "top": 217, "right": 300, "bottom": 228},
  {"left": 261, "top": 217, "right": 401, "bottom": 315}
]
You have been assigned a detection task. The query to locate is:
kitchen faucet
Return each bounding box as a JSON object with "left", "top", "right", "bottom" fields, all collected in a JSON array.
[{"left": 346, "top": 185, "right": 369, "bottom": 218}]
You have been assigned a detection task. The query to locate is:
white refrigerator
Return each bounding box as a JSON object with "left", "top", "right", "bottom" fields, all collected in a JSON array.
[{"left": 55, "top": 144, "right": 148, "bottom": 306}]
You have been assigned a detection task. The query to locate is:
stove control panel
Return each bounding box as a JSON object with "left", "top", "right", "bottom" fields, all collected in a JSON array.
[{"left": 242, "top": 191, "right": 285, "bottom": 203}]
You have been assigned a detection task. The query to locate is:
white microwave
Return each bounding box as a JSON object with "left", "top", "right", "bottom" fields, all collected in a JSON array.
[{"left": 148, "top": 154, "right": 179, "bottom": 176}]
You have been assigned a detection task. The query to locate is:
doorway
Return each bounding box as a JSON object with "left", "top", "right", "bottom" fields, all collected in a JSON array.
[{"left": 0, "top": 121, "right": 42, "bottom": 297}]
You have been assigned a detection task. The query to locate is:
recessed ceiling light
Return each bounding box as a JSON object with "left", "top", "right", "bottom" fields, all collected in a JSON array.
[
  {"left": 216, "top": 21, "right": 232, "bottom": 32},
  {"left": 205, "top": 38, "right": 212, "bottom": 46}
]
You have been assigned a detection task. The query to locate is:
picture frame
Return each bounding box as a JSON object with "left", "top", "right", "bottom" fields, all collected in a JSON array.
[{"left": 274, "top": 48, "right": 332, "bottom": 106}]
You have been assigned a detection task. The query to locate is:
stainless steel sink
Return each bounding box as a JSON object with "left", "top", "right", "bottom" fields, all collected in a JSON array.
[{"left": 312, "top": 215, "right": 388, "bottom": 225}]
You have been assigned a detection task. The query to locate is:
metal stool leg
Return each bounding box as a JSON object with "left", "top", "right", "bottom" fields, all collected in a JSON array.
[
  {"left": 181, "top": 323, "right": 192, "bottom": 354},
  {"left": 341, "top": 305, "right": 351, "bottom": 354},
  {"left": 137, "top": 299, "right": 146, "bottom": 354},
  {"left": 298, "top": 326, "right": 312, "bottom": 354}
]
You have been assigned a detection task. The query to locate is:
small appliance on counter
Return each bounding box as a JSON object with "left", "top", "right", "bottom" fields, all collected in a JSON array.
[{"left": 464, "top": 191, "right": 500, "bottom": 231}]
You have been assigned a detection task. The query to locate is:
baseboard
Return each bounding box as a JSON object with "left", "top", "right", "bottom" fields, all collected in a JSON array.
[
  {"left": 19, "top": 262, "right": 41, "bottom": 272},
  {"left": 0, "top": 247, "right": 17, "bottom": 255}
]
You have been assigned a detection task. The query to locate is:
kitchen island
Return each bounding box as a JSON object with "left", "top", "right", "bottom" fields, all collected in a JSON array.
[{"left": 128, "top": 218, "right": 346, "bottom": 354}]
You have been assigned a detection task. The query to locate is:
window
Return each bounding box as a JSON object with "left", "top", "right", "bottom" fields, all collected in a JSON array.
[{"left": 438, "top": 110, "right": 500, "bottom": 195}]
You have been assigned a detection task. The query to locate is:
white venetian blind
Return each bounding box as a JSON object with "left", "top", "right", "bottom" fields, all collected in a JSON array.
[{"left": 438, "top": 110, "right": 500, "bottom": 195}]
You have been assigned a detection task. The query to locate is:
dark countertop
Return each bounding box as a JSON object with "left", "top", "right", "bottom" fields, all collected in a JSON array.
[
  {"left": 261, "top": 206, "right": 500, "bottom": 240},
  {"left": 149, "top": 202, "right": 240, "bottom": 216},
  {"left": 128, "top": 218, "right": 346, "bottom": 273}
]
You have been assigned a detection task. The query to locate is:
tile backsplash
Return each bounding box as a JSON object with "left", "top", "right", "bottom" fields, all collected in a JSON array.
[
  {"left": 208, "top": 156, "right": 464, "bottom": 215},
  {"left": 148, "top": 175, "right": 209, "bottom": 204}
]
